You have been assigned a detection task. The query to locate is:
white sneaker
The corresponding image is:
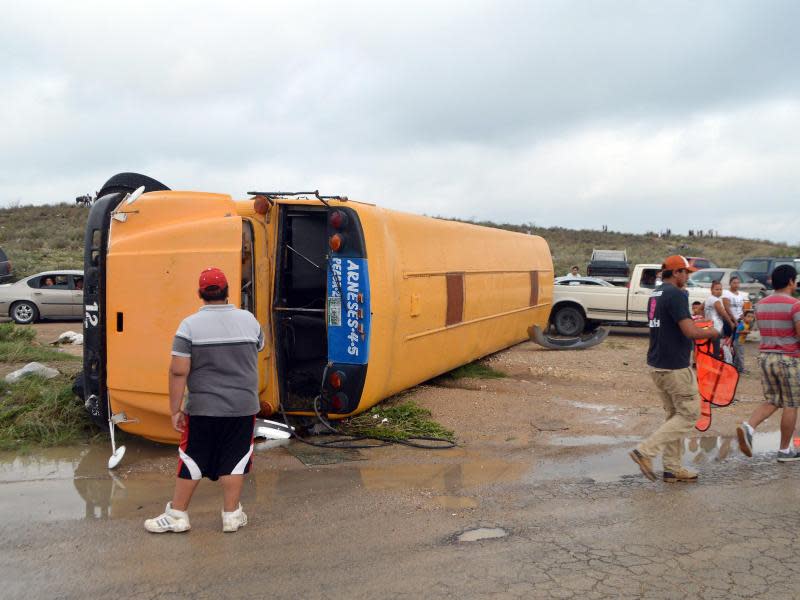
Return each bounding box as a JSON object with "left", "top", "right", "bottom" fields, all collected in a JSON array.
[
  {"left": 144, "top": 502, "right": 191, "bottom": 533},
  {"left": 222, "top": 504, "right": 248, "bottom": 532}
]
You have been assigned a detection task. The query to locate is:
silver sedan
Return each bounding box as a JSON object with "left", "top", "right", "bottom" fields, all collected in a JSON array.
[{"left": 0, "top": 270, "right": 84, "bottom": 324}]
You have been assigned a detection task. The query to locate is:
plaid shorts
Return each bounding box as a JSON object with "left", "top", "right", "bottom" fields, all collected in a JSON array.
[{"left": 758, "top": 353, "right": 800, "bottom": 408}]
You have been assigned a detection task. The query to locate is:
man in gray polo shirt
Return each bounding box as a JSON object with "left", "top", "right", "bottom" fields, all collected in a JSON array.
[{"left": 145, "top": 267, "right": 264, "bottom": 534}]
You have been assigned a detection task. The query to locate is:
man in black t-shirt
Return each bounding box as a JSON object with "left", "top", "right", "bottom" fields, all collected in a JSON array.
[{"left": 630, "top": 255, "right": 719, "bottom": 483}]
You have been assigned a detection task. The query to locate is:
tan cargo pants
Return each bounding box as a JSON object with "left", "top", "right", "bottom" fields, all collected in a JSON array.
[{"left": 637, "top": 367, "right": 700, "bottom": 472}]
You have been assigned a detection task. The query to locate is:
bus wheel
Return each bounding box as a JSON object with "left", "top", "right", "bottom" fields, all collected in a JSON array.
[
  {"left": 11, "top": 301, "right": 38, "bottom": 324},
  {"left": 553, "top": 306, "right": 584, "bottom": 337},
  {"left": 97, "top": 173, "right": 170, "bottom": 198}
]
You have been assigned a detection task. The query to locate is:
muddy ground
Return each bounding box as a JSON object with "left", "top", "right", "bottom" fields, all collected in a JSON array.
[{"left": 1, "top": 323, "right": 798, "bottom": 599}]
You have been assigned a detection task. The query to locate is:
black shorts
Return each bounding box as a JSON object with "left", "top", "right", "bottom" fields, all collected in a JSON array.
[{"left": 177, "top": 414, "right": 256, "bottom": 481}]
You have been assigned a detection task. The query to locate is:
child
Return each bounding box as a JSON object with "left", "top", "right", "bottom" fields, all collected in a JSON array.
[
  {"left": 691, "top": 302, "right": 713, "bottom": 367},
  {"left": 732, "top": 310, "right": 755, "bottom": 373},
  {"left": 692, "top": 301, "right": 704, "bottom": 320}
]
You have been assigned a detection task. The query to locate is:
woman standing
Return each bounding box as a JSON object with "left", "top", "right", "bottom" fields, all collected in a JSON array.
[{"left": 704, "top": 280, "right": 736, "bottom": 360}]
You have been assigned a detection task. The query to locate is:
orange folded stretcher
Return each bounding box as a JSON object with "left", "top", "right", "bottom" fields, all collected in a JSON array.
[{"left": 694, "top": 329, "right": 740, "bottom": 431}]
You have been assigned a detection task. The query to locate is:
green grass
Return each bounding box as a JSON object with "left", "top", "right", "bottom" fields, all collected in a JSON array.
[
  {"left": 0, "top": 323, "right": 35, "bottom": 343},
  {"left": 444, "top": 361, "right": 507, "bottom": 379},
  {"left": 0, "top": 375, "right": 98, "bottom": 450},
  {"left": 0, "top": 324, "right": 80, "bottom": 364},
  {"left": 341, "top": 401, "right": 455, "bottom": 442},
  {"left": 0, "top": 323, "right": 87, "bottom": 449},
  {"left": 0, "top": 341, "right": 80, "bottom": 364},
  {"left": 0, "top": 203, "right": 86, "bottom": 277}
]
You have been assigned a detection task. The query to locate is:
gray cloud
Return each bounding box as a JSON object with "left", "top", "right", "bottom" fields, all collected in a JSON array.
[{"left": 1, "top": 1, "right": 799, "bottom": 243}]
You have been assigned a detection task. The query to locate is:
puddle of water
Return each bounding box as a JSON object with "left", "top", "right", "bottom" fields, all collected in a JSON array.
[
  {"left": 1, "top": 429, "right": 789, "bottom": 523},
  {"left": 457, "top": 527, "right": 508, "bottom": 542},
  {"left": 0, "top": 441, "right": 524, "bottom": 523},
  {"left": 532, "top": 446, "right": 637, "bottom": 483},
  {"left": 548, "top": 435, "right": 641, "bottom": 447},
  {"left": 534, "top": 430, "right": 789, "bottom": 483},
  {"left": 0, "top": 440, "right": 170, "bottom": 483},
  {"left": 0, "top": 441, "right": 175, "bottom": 523}
]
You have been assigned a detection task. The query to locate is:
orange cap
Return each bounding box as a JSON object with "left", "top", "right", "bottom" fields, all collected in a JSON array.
[{"left": 662, "top": 255, "right": 697, "bottom": 273}]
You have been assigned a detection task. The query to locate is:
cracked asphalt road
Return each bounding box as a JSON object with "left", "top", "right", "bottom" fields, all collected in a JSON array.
[
  {"left": 2, "top": 328, "right": 797, "bottom": 598},
  {"left": 2, "top": 447, "right": 799, "bottom": 599}
]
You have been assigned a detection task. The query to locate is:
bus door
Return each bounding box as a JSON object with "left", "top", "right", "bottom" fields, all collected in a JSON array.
[{"left": 103, "top": 193, "right": 243, "bottom": 421}]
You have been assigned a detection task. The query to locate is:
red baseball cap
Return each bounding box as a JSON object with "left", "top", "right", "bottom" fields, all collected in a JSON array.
[
  {"left": 661, "top": 255, "right": 697, "bottom": 273},
  {"left": 198, "top": 267, "right": 228, "bottom": 291}
]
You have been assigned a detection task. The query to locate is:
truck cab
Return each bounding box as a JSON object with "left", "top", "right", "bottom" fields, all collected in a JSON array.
[{"left": 551, "top": 264, "right": 709, "bottom": 336}]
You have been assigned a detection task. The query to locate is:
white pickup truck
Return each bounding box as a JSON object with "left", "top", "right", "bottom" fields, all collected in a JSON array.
[{"left": 550, "top": 264, "right": 711, "bottom": 336}]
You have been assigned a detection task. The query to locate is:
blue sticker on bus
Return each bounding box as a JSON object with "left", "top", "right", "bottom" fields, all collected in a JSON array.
[{"left": 327, "top": 257, "right": 371, "bottom": 364}]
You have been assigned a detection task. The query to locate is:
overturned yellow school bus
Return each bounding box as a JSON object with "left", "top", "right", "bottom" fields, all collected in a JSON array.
[{"left": 80, "top": 173, "right": 554, "bottom": 443}]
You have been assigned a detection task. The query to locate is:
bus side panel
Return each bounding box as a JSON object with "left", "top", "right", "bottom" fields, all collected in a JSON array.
[{"left": 353, "top": 206, "right": 553, "bottom": 412}]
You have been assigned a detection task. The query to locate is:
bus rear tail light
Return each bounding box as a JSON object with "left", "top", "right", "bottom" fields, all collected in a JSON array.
[
  {"left": 329, "top": 234, "right": 344, "bottom": 252},
  {"left": 329, "top": 210, "right": 348, "bottom": 229},
  {"left": 331, "top": 392, "right": 348, "bottom": 412},
  {"left": 328, "top": 370, "right": 346, "bottom": 390}
]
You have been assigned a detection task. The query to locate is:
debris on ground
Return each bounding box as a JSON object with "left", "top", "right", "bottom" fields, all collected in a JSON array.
[
  {"left": 52, "top": 331, "right": 83, "bottom": 346},
  {"left": 4, "top": 362, "right": 60, "bottom": 383}
]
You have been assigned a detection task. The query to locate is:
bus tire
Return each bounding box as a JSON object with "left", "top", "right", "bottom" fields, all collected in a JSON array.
[
  {"left": 97, "top": 173, "right": 170, "bottom": 198},
  {"left": 553, "top": 306, "right": 585, "bottom": 337}
]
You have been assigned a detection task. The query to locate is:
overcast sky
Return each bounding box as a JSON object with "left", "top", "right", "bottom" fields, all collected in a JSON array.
[{"left": 2, "top": 1, "right": 799, "bottom": 242}]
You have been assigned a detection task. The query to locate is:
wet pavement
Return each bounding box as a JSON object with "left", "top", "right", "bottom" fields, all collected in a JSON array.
[{"left": 2, "top": 429, "right": 800, "bottom": 599}]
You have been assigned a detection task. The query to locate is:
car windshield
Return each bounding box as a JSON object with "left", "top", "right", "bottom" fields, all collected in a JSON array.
[
  {"left": 740, "top": 260, "right": 769, "bottom": 273},
  {"left": 731, "top": 271, "right": 757, "bottom": 284},
  {"left": 690, "top": 270, "right": 724, "bottom": 284}
]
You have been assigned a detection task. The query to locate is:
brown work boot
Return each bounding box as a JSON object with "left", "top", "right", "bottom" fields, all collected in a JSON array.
[
  {"left": 629, "top": 449, "right": 656, "bottom": 482},
  {"left": 663, "top": 468, "right": 699, "bottom": 483}
]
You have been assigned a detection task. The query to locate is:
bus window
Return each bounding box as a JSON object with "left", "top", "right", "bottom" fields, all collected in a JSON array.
[{"left": 241, "top": 221, "right": 255, "bottom": 314}]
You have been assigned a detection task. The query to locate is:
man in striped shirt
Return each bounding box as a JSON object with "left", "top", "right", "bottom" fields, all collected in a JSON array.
[
  {"left": 145, "top": 267, "right": 265, "bottom": 533},
  {"left": 737, "top": 264, "right": 800, "bottom": 462}
]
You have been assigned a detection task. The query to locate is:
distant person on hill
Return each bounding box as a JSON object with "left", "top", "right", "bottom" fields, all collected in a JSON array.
[
  {"left": 568, "top": 265, "right": 581, "bottom": 278},
  {"left": 629, "top": 255, "right": 718, "bottom": 483},
  {"left": 737, "top": 265, "right": 800, "bottom": 462}
]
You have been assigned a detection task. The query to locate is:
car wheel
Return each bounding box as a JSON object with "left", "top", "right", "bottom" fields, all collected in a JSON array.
[
  {"left": 553, "top": 306, "right": 585, "bottom": 337},
  {"left": 10, "top": 301, "right": 38, "bottom": 324}
]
